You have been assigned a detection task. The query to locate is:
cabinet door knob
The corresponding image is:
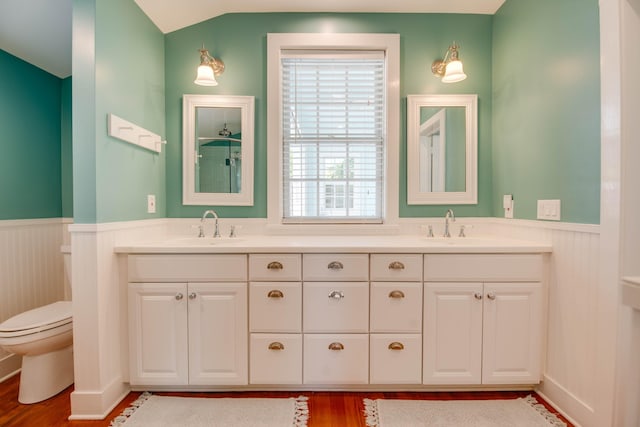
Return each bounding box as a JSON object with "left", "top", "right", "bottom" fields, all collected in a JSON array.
[
  {"left": 267, "top": 261, "right": 283, "bottom": 270},
  {"left": 267, "top": 289, "right": 284, "bottom": 298},
  {"left": 474, "top": 292, "right": 483, "bottom": 300},
  {"left": 175, "top": 293, "right": 184, "bottom": 301},
  {"left": 388, "top": 290, "right": 405, "bottom": 299},
  {"left": 188, "top": 292, "right": 197, "bottom": 300},
  {"left": 328, "top": 342, "right": 344, "bottom": 351},
  {"left": 268, "top": 342, "right": 285, "bottom": 351},
  {"left": 388, "top": 261, "right": 405, "bottom": 270},
  {"left": 327, "top": 261, "right": 344, "bottom": 270},
  {"left": 487, "top": 292, "right": 496, "bottom": 300},
  {"left": 388, "top": 342, "right": 405, "bottom": 350},
  {"left": 328, "top": 290, "right": 345, "bottom": 300}
]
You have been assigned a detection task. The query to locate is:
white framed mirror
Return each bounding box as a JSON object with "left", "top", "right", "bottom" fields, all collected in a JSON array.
[
  {"left": 183, "top": 94, "right": 254, "bottom": 206},
  {"left": 406, "top": 94, "right": 477, "bottom": 204}
]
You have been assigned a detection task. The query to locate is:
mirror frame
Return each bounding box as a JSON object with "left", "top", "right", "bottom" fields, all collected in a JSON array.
[
  {"left": 182, "top": 94, "right": 255, "bottom": 206},
  {"left": 406, "top": 94, "right": 477, "bottom": 205}
]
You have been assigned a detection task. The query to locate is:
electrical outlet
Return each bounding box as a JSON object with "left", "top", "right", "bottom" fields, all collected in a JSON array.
[
  {"left": 147, "top": 194, "right": 156, "bottom": 213},
  {"left": 537, "top": 199, "right": 561, "bottom": 221}
]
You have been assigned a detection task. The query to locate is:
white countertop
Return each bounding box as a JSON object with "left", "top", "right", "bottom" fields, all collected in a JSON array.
[{"left": 114, "top": 235, "right": 552, "bottom": 254}]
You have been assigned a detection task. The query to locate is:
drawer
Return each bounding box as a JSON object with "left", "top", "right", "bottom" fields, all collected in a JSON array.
[
  {"left": 303, "top": 282, "right": 369, "bottom": 332},
  {"left": 303, "top": 334, "right": 369, "bottom": 384},
  {"left": 424, "top": 254, "right": 543, "bottom": 282},
  {"left": 370, "top": 282, "right": 422, "bottom": 333},
  {"left": 128, "top": 254, "right": 247, "bottom": 282},
  {"left": 370, "top": 254, "right": 422, "bottom": 281},
  {"left": 250, "top": 334, "right": 302, "bottom": 384},
  {"left": 303, "top": 254, "right": 369, "bottom": 281},
  {"left": 370, "top": 334, "right": 422, "bottom": 384},
  {"left": 250, "top": 282, "right": 301, "bottom": 332},
  {"left": 249, "top": 254, "right": 301, "bottom": 281}
]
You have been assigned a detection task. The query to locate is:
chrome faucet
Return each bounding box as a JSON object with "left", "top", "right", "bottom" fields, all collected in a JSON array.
[
  {"left": 200, "top": 210, "right": 221, "bottom": 238},
  {"left": 444, "top": 209, "right": 456, "bottom": 237}
]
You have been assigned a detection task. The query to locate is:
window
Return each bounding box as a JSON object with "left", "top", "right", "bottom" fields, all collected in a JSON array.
[
  {"left": 282, "top": 52, "right": 384, "bottom": 221},
  {"left": 267, "top": 33, "right": 399, "bottom": 226}
]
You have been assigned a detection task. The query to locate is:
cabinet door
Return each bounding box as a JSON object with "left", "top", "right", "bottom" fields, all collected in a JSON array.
[
  {"left": 188, "top": 282, "right": 248, "bottom": 385},
  {"left": 128, "top": 283, "right": 188, "bottom": 386},
  {"left": 423, "top": 282, "right": 483, "bottom": 385},
  {"left": 482, "top": 282, "right": 543, "bottom": 384}
]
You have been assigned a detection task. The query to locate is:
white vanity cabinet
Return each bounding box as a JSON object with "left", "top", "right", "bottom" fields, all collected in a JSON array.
[
  {"left": 127, "top": 255, "right": 248, "bottom": 387},
  {"left": 423, "top": 254, "right": 544, "bottom": 386},
  {"left": 369, "top": 254, "right": 423, "bottom": 384},
  {"left": 249, "top": 254, "right": 302, "bottom": 384},
  {"left": 302, "top": 254, "right": 369, "bottom": 384}
]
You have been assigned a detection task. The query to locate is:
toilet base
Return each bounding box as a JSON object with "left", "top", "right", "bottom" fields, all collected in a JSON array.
[{"left": 19, "top": 345, "right": 74, "bottom": 404}]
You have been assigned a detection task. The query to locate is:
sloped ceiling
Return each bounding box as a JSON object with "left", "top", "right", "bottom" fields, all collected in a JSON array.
[{"left": 0, "top": 0, "right": 505, "bottom": 79}]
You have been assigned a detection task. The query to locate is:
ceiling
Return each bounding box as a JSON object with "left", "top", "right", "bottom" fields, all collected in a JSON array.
[{"left": 0, "top": 0, "right": 506, "bottom": 79}]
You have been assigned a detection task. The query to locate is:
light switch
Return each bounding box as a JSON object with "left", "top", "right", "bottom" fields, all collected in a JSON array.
[{"left": 537, "top": 199, "right": 561, "bottom": 221}]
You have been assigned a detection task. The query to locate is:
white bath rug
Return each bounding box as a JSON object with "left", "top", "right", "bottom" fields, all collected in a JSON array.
[
  {"left": 364, "top": 395, "right": 566, "bottom": 427},
  {"left": 110, "top": 392, "right": 309, "bottom": 427}
]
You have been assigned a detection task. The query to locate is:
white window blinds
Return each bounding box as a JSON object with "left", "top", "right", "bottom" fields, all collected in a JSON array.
[{"left": 282, "top": 51, "right": 385, "bottom": 222}]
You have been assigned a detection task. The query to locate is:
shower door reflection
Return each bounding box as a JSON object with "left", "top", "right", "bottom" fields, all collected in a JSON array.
[{"left": 195, "top": 107, "right": 242, "bottom": 194}]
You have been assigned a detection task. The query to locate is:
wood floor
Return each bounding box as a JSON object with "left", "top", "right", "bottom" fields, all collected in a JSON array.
[{"left": 0, "top": 373, "right": 573, "bottom": 426}]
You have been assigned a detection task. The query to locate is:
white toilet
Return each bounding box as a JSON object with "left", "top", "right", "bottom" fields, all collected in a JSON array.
[{"left": 0, "top": 247, "right": 74, "bottom": 404}]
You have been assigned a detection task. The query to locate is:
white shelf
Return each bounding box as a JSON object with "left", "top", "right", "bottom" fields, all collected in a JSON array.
[{"left": 107, "top": 113, "right": 165, "bottom": 153}]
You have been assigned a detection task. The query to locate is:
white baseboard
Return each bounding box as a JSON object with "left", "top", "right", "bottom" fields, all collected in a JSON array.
[
  {"left": 0, "top": 353, "right": 21, "bottom": 383},
  {"left": 69, "top": 377, "right": 130, "bottom": 420},
  {"left": 537, "top": 374, "right": 594, "bottom": 427}
]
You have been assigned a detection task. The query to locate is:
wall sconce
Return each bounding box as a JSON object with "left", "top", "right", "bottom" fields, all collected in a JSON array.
[
  {"left": 431, "top": 43, "right": 467, "bottom": 83},
  {"left": 194, "top": 44, "right": 225, "bottom": 86}
]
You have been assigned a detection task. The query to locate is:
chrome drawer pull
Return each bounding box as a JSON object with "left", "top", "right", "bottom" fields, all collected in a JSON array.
[
  {"left": 388, "top": 261, "right": 405, "bottom": 270},
  {"left": 388, "top": 342, "right": 405, "bottom": 351},
  {"left": 328, "top": 290, "right": 345, "bottom": 300},
  {"left": 175, "top": 293, "right": 184, "bottom": 301},
  {"left": 474, "top": 292, "right": 483, "bottom": 300},
  {"left": 388, "top": 290, "right": 405, "bottom": 299},
  {"left": 487, "top": 292, "right": 497, "bottom": 300},
  {"left": 188, "top": 292, "right": 197, "bottom": 300},
  {"left": 268, "top": 342, "right": 285, "bottom": 351},
  {"left": 328, "top": 342, "right": 344, "bottom": 351},
  {"left": 327, "top": 261, "right": 344, "bottom": 270},
  {"left": 267, "top": 290, "right": 284, "bottom": 298},
  {"left": 267, "top": 261, "right": 284, "bottom": 270}
]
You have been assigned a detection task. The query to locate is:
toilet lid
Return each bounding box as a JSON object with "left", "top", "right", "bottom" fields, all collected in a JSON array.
[{"left": 0, "top": 301, "right": 72, "bottom": 333}]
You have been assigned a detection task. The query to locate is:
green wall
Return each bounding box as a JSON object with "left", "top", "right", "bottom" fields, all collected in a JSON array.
[
  {"left": 61, "top": 77, "right": 73, "bottom": 218},
  {"left": 0, "top": 49, "right": 62, "bottom": 220},
  {"left": 72, "top": 0, "right": 165, "bottom": 223},
  {"left": 492, "top": 0, "right": 600, "bottom": 223},
  {"left": 164, "top": 13, "right": 494, "bottom": 218}
]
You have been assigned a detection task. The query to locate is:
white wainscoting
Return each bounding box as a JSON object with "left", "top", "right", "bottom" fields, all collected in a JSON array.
[
  {"left": 0, "top": 218, "right": 69, "bottom": 381},
  {"left": 487, "top": 219, "right": 602, "bottom": 427}
]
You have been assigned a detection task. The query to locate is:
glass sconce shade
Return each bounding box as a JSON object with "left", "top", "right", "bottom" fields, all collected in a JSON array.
[
  {"left": 442, "top": 60, "right": 467, "bottom": 83},
  {"left": 194, "top": 64, "right": 218, "bottom": 86}
]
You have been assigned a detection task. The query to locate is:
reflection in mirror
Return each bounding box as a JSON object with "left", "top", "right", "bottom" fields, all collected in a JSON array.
[
  {"left": 183, "top": 95, "right": 254, "bottom": 206},
  {"left": 407, "top": 94, "right": 477, "bottom": 204}
]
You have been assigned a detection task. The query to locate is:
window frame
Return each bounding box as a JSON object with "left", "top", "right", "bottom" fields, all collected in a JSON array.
[{"left": 267, "top": 33, "right": 400, "bottom": 227}]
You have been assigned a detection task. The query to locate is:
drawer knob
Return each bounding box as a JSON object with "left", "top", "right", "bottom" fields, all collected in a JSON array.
[
  {"left": 267, "top": 290, "right": 284, "bottom": 298},
  {"left": 474, "top": 292, "right": 483, "bottom": 300},
  {"left": 388, "top": 342, "right": 405, "bottom": 351},
  {"left": 328, "top": 342, "right": 344, "bottom": 351},
  {"left": 388, "top": 290, "right": 405, "bottom": 299},
  {"left": 487, "top": 292, "right": 497, "bottom": 300},
  {"left": 327, "top": 261, "right": 344, "bottom": 270},
  {"left": 388, "top": 261, "right": 405, "bottom": 270},
  {"left": 268, "top": 342, "right": 285, "bottom": 351},
  {"left": 175, "top": 293, "right": 184, "bottom": 301},
  {"left": 188, "top": 292, "right": 197, "bottom": 300},
  {"left": 328, "top": 290, "right": 345, "bottom": 300},
  {"left": 267, "top": 261, "right": 284, "bottom": 270}
]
